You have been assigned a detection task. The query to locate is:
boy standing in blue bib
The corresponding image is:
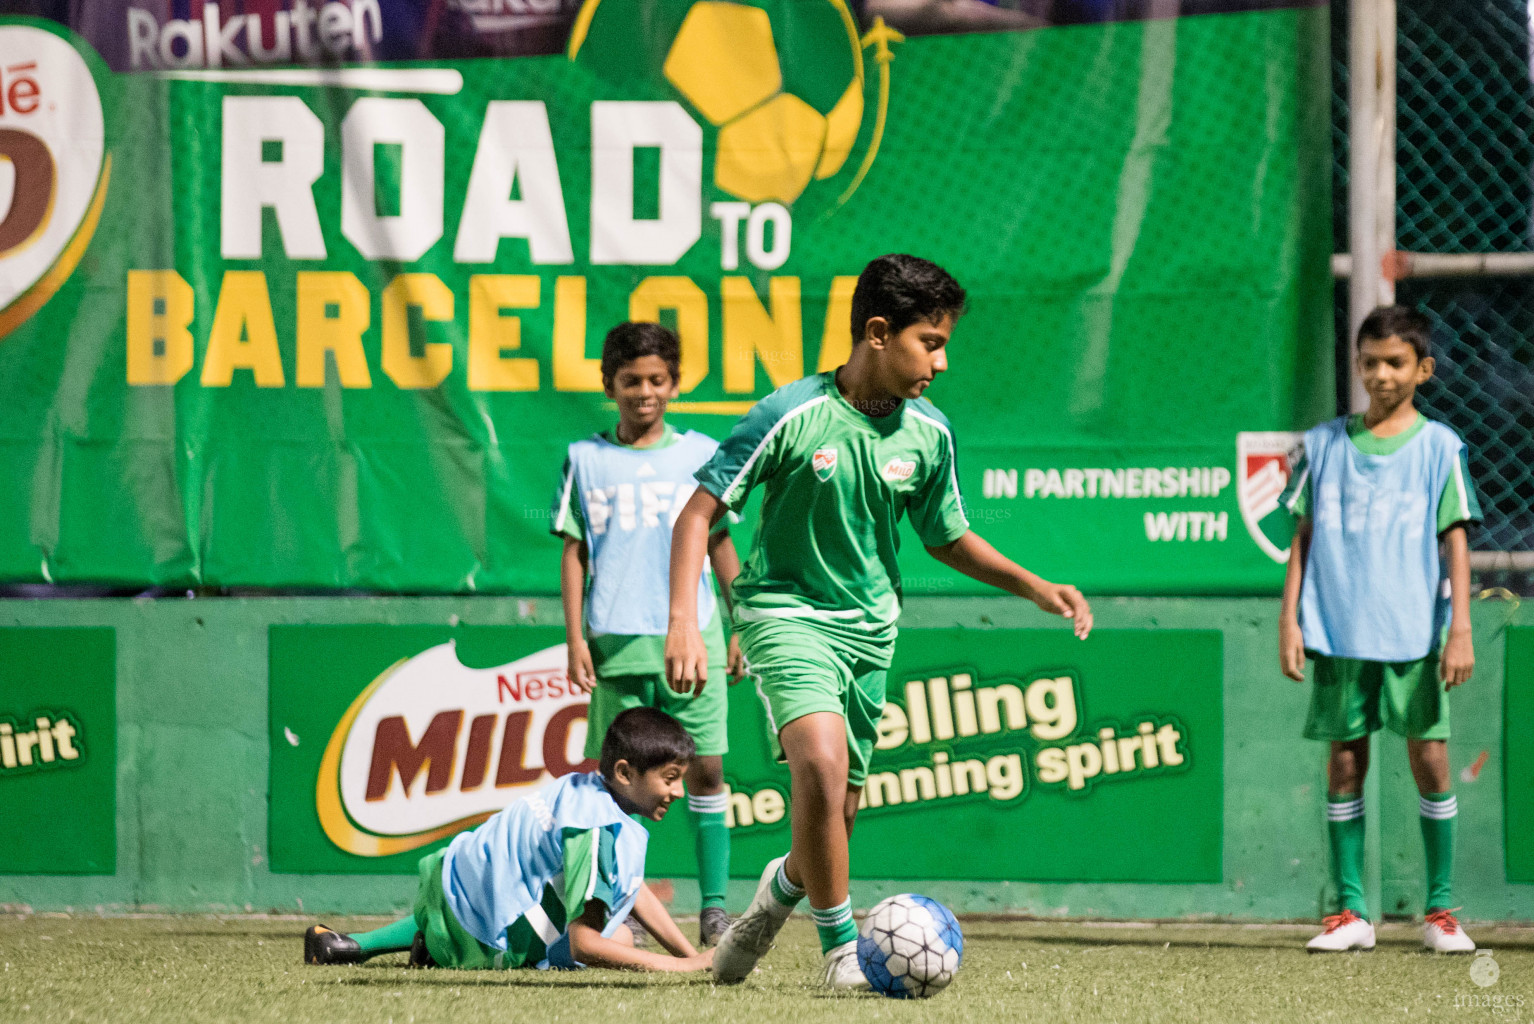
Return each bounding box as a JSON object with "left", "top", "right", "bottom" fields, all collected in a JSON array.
[
  {"left": 551, "top": 322, "right": 745, "bottom": 948},
  {"left": 1279, "top": 305, "right": 1482, "bottom": 954}
]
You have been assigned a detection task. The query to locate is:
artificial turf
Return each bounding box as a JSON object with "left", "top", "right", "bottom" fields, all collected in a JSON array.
[{"left": 1, "top": 915, "right": 1530, "bottom": 1023}]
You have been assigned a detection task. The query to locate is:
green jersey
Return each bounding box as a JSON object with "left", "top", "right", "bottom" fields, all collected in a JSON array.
[{"left": 694, "top": 372, "right": 970, "bottom": 661}]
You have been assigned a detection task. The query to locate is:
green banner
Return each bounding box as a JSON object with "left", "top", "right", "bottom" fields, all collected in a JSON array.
[
  {"left": 0, "top": 6, "right": 1330, "bottom": 595},
  {"left": 1506, "top": 627, "right": 1534, "bottom": 883},
  {"left": 672, "top": 626, "right": 1225, "bottom": 882},
  {"left": 269, "top": 623, "right": 571, "bottom": 872},
  {"left": 0, "top": 626, "right": 116, "bottom": 874},
  {"left": 269, "top": 623, "right": 1221, "bottom": 882}
]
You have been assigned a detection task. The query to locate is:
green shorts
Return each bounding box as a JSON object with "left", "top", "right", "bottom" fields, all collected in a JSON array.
[
  {"left": 582, "top": 668, "right": 729, "bottom": 760},
  {"left": 412, "top": 849, "right": 567, "bottom": 969},
  {"left": 1303, "top": 653, "right": 1450, "bottom": 742},
  {"left": 737, "top": 617, "right": 890, "bottom": 788}
]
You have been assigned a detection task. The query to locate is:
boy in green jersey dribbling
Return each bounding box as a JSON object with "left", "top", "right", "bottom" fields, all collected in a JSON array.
[{"left": 664, "top": 254, "right": 1093, "bottom": 989}]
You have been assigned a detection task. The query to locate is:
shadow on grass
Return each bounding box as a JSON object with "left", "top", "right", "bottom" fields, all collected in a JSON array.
[
  {"left": 961, "top": 926, "right": 1534, "bottom": 954},
  {"left": 154, "top": 930, "right": 307, "bottom": 938},
  {"left": 960, "top": 930, "right": 1304, "bottom": 952},
  {"left": 327, "top": 973, "right": 707, "bottom": 990}
]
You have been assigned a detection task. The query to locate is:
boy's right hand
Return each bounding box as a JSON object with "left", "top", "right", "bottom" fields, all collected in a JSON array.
[
  {"left": 1279, "top": 617, "right": 1306, "bottom": 681},
  {"left": 567, "top": 641, "right": 596, "bottom": 695},
  {"left": 726, "top": 633, "right": 747, "bottom": 685},
  {"left": 665, "top": 620, "right": 709, "bottom": 695}
]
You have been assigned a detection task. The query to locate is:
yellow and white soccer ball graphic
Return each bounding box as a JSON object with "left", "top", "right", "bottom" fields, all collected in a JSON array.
[
  {"left": 573, "top": 0, "right": 866, "bottom": 205},
  {"left": 661, "top": 1, "right": 862, "bottom": 203}
]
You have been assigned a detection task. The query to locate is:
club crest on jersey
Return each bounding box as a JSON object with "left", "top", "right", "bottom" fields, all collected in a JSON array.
[
  {"left": 882, "top": 458, "right": 916, "bottom": 483},
  {"left": 1236, "top": 431, "right": 1304, "bottom": 563},
  {"left": 812, "top": 447, "right": 838, "bottom": 481}
]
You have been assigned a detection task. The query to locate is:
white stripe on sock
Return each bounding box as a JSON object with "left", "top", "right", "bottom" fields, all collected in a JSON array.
[
  {"left": 1420, "top": 795, "right": 1457, "bottom": 820},
  {"left": 688, "top": 792, "right": 730, "bottom": 814},
  {"left": 775, "top": 859, "right": 805, "bottom": 899},
  {"left": 1326, "top": 798, "right": 1365, "bottom": 821},
  {"left": 810, "top": 900, "right": 853, "bottom": 927}
]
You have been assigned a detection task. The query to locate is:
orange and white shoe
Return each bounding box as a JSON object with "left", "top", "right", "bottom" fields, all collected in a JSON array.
[
  {"left": 1423, "top": 908, "right": 1476, "bottom": 953},
  {"left": 1305, "top": 910, "right": 1376, "bottom": 952}
]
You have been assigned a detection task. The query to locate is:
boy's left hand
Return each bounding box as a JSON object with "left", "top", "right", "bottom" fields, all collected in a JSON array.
[
  {"left": 566, "top": 640, "right": 597, "bottom": 695},
  {"left": 726, "top": 634, "right": 747, "bottom": 685},
  {"left": 1031, "top": 582, "right": 1093, "bottom": 639},
  {"left": 1440, "top": 628, "right": 1474, "bottom": 688}
]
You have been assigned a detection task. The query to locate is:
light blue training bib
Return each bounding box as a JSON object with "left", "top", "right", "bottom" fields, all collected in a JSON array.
[
  {"left": 1296, "top": 416, "right": 1466, "bottom": 661},
  {"left": 440, "top": 771, "right": 647, "bottom": 950}
]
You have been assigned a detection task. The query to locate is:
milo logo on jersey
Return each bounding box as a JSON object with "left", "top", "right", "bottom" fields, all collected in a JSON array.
[
  {"left": 316, "top": 642, "right": 594, "bottom": 857},
  {"left": 0, "top": 23, "right": 110, "bottom": 340}
]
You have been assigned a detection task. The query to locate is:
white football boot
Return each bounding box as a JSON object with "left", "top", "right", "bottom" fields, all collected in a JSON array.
[
  {"left": 821, "top": 940, "right": 870, "bottom": 991},
  {"left": 1423, "top": 909, "right": 1476, "bottom": 953},
  {"left": 712, "top": 855, "right": 794, "bottom": 984},
  {"left": 1305, "top": 910, "right": 1376, "bottom": 952}
]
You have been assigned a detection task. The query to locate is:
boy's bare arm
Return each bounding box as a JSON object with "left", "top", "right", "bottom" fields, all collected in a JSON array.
[
  {"left": 1279, "top": 519, "right": 1310, "bottom": 681},
  {"left": 666, "top": 488, "right": 726, "bottom": 693},
  {"left": 560, "top": 537, "right": 596, "bottom": 694},
  {"left": 566, "top": 900, "right": 713, "bottom": 972},
  {"left": 706, "top": 529, "right": 741, "bottom": 602},
  {"left": 925, "top": 531, "right": 1092, "bottom": 639},
  {"left": 706, "top": 530, "right": 747, "bottom": 682},
  {"left": 628, "top": 883, "right": 699, "bottom": 959},
  {"left": 1440, "top": 524, "right": 1474, "bottom": 688}
]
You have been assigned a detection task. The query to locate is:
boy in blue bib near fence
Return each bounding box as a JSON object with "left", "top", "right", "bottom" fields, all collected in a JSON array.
[
  {"left": 550, "top": 321, "right": 746, "bottom": 947},
  {"left": 1279, "top": 305, "right": 1483, "bottom": 954},
  {"left": 302, "top": 707, "right": 714, "bottom": 973}
]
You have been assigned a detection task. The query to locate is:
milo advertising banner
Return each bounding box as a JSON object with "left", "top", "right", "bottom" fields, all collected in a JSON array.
[
  {"left": 269, "top": 624, "right": 1221, "bottom": 881},
  {"left": 0, "top": 627, "right": 116, "bottom": 875},
  {"left": 0, "top": 1, "right": 1329, "bottom": 596}
]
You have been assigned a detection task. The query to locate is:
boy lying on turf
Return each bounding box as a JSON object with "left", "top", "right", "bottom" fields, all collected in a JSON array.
[{"left": 303, "top": 706, "right": 714, "bottom": 972}]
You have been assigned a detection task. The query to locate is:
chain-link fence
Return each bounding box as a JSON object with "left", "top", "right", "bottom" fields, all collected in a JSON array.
[{"left": 1331, "top": 0, "right": 1534, "bottom": 560}]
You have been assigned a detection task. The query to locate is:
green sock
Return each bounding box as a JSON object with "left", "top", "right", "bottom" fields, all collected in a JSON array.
[
  {"left": 810, "top": 899, "right": 857, "bottom": 954},
  {"left": 1419, "top": 792, "right": 1457, "bottom": 911},
  {"left": 769, "top": 857, "right": 805, "bottom": 910},
  {"left": 348, "top": 915, "right": 419, "bottom": 954},
  {"left": 1326, "top": 793, "right": 1368, "bottom": 917},
  {"left": 689, "top": 793, "right": 730, "bottom": 911}
]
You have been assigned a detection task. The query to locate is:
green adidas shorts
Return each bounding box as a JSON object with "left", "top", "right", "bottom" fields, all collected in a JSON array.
[
  {"left": 737, "top": 617, "right": 890, "bottom": 788},
  {"left": 582, "top": 667, "right": 729, "bottom": 760},
  {"left": 412, "top": 849, "right": 567, "bottom": 969},
  {"left": 1303, "top": 653, "right": 1450, "bottom": 742}
]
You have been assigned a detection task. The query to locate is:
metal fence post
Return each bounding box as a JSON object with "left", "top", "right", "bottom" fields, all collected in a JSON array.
[{"left": 1347, "top": 0, "right": 1396, "bottom": 413}]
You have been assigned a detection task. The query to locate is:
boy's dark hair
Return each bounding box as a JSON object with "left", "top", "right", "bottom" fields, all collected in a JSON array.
[
  {"left": 598, "top": 706, "right": 694, "bottom": 777},
  {"left": 849, "top": 254, "right": 967, "bottom": 344},
  {"left": 1357, "top": 304, "right": 1432, "bottom": 360},
  {"left": 600, "top": 321, "right": 681, "bottom": 387}
]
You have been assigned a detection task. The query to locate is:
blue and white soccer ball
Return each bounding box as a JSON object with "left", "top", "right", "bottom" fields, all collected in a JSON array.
[{"left": 857, "top": 894, "right": 964, "bottom": 999}]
